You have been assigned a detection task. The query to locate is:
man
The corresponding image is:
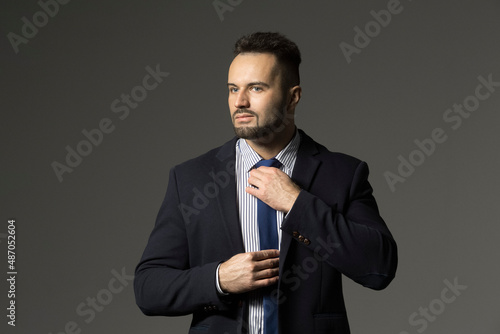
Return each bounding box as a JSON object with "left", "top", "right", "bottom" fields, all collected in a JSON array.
[{"left": 134, "top": 32, "right": 397, "bottom": 334}]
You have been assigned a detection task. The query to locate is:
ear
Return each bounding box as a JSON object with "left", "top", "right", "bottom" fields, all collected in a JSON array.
[{"left": 288, "top": 85, "right": 302, "bottom": 109}]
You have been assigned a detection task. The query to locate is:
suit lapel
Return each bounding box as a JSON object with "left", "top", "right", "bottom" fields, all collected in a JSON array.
[
  {"left": 214, "top": 138, "right": 245, "bottom": 255},
  {"left": 279, "top": 130, "right": 321, "bottom": 277},
  {"left": 290, "top": 130, "right": 321, "bottom": 191}
]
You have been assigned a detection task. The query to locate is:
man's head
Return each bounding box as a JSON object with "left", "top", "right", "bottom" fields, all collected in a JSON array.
[
  {"left": 228, "top": 32, "right": 302, "bottom": 142},
  {"left": 233, "top": 32, "right": 301, "bottom": 89}
]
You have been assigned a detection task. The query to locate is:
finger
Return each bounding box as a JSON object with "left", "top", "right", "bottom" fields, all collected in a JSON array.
[
  {"left": 249, "top": 168, "right": 264, "bottom": 179},
  {"left": 250, "top": 168, "right": 278, "bottom": 184},
  {"left": 247, "top": 175, "right": 261, "bottom": 189},
  {"left": 248, "top": 170, "right": 265, "bottom": 184},
  {"left": 245, "top": 185, "right": 260, "bottom": 198},
  {"left": 254, "top": 267, "right": 279, "bottom": 280},
  {"left": 256, "top": 166, "right": 281, "bottom": 174},
  {"left": 253, "top": 276, "right": 280, "bottom": 289},
  {"left": 253, "top": 249, "right": 280, "bottom": 260},
  {"left": 252, "top": 168, "right": 280, "bottom": 180},
  {"left": 253, "top": 257, "right": 280, "bottom": 272}
]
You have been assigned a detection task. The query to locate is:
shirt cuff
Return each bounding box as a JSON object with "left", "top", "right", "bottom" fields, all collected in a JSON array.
[{"left": 215, "top": 263, "right": 229, "bottom": 295}]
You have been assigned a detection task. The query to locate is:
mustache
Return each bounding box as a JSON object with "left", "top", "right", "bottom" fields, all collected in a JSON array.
[{"left": 233, "top": 109, "right": 258, "bottom": 119}]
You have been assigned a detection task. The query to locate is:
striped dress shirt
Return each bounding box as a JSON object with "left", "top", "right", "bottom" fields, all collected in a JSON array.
[{"left": 235, "top": 130, "right": 300, "bottom": 334}]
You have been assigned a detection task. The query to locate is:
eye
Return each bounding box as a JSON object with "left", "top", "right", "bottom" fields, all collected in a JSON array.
[
  {"left": 229, "top": 87, "right": 238, "bottom": 93},
  {"left": 251, "top": 86, "right": 262, "bottom": 92}
]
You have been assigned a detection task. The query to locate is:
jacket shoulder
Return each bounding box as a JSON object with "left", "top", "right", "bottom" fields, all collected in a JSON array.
[
  {"left": 300, "top": 130, "right": 363, "bottom": 168},
  {"left": 172, "top": 137, "right": 237, "bottom": 174},
  {"left": 317, "top": 143, "right": 362, "bottom": 164}
]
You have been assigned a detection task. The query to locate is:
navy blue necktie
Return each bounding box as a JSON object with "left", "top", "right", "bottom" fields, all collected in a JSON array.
[{"left": 254, "top": 158, "right": 281, "bottom": 334}]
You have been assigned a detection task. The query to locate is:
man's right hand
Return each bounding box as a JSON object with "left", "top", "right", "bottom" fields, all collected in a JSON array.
[{"left": 219, "top": 249, "right": 280, "bottom": 294}]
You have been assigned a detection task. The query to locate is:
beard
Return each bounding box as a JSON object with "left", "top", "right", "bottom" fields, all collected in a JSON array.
[{"left": 232, "top": 105, "right": 288, "bottom": 141}]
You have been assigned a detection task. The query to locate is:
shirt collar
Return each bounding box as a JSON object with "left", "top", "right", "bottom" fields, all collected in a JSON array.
[{"left": 237, "top": 129, "right": 301, "bottom": 172}]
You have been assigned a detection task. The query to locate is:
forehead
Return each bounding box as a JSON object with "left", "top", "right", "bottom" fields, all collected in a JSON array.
[{"left": 228, "top": 53, "right": 280, "bottom": 84}]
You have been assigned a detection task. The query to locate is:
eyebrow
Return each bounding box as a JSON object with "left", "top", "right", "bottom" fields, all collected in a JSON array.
[{"left": 227, "top": 81, "right": 270, "bottom": 88}]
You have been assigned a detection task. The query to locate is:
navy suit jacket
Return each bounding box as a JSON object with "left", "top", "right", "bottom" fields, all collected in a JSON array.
[{"left": 134, "top": 130, "right": 397, "bottom": 333}]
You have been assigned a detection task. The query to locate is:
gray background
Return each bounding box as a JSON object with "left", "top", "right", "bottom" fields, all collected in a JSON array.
[{"left": 1, "top": 0, "right": 499, "bottom": 333}]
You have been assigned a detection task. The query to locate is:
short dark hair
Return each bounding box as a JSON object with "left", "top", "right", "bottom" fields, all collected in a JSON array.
[{"left": 233, "top": 32, "right": 301, "bottom": 87}]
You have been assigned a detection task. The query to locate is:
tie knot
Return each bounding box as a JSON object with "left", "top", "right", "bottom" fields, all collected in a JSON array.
[{"left": 254, "top": 158, "right": 282, "bottom": 169}]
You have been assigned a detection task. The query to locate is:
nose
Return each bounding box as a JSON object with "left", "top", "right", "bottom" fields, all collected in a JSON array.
[{"left": 234, "top": 91, "right": 250, "bottom": 109}]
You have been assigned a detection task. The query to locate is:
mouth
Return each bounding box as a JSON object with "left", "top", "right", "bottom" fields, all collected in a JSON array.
[{"left": 234, "top": 114, "right": 255, "bottom": 122}]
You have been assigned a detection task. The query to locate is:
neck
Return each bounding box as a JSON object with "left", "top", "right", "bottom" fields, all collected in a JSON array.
[{"left": 245, "top": 125, "right": 296, "bottom": 160}]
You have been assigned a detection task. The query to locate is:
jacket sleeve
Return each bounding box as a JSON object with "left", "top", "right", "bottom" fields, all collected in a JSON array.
[
  {"left": 281, "top": 161, "right": 398, "bottom": 290},
  {"left": 134, "top": 168, "right": 233, "bottom": 316}
]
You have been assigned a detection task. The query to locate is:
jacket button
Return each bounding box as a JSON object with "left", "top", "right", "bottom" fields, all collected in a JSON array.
[
  {"left": 298, "top": 235, "right": 305, "bottom": 242},
  {"left": 304, "top": 238, "right": 310, "bottom": 245},
  {"left": 292, "top": 231, "right": 299, "bottom": 238}
]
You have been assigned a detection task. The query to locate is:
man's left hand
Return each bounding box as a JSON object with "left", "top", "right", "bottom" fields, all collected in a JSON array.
[{"left": 246, "top": 166, "right": 301, "bottom": 212}]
